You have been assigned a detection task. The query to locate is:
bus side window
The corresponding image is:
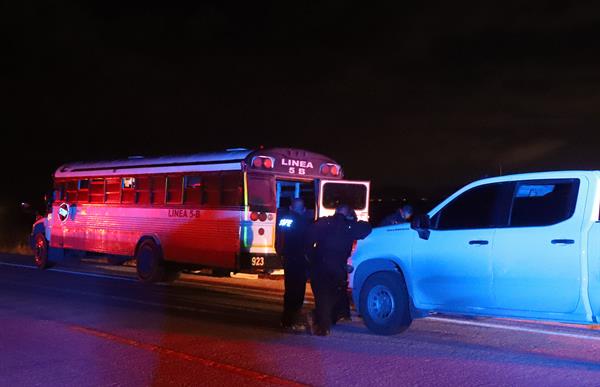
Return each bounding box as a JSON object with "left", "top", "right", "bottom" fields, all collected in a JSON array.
[
  {"left": 106, "top": 178, "right": 122, "bottom": 203},
  {"left": 77, "top": 179, "right": 89, "bottom": 203},
  {"left": 167, "top": 176, "right": 184, "bottom": 204},
  {"left": 122, "top": 177, "right": 136, "bottom": 204},
  {"left": 54, "top": 182, "right": 65, "bottom": 202},
  {"left": 90, "top": 179, "right": 105, "bottom": 203},
  {"left": 65, "top": 180, "right": 78, "bottom": 203},
  {"left": 202, "top": 173, "right": 221, "bottom": 206},
  {"left": 184, "top": 175, "right": 202, "bottom": 205},
  {"left": 136, "top": 177, "right": 151, "bottom": 205},
  {"left": 151, "top": 176, "right": 166, "bottom": 205},
  {"left": 222, "top": 172, "right": 243, "bottom": 207}
]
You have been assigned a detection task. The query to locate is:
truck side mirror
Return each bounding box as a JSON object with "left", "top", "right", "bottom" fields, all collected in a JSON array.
[{"left": 411, "top": 214, "right": 431, "bottom": 240}]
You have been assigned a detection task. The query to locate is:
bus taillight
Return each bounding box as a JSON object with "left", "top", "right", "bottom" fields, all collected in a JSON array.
[
  {"left": 250, "top": 211, "right": 268, "bottom": 222},
  {"left": 251, "top": 156, "right": 275, "bottom": 169},
  {"left": 320, "top": 163, "right": 341, "bottom": 176}
]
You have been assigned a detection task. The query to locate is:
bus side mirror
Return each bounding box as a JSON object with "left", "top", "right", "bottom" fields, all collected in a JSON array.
[{"left": 411, "top": 214, "right": 431, "bottom": 240}]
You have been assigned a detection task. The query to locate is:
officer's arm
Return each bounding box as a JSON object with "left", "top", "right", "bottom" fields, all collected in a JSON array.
[{"left": 351, "top": 221, "right": 373, "bottom": 240}]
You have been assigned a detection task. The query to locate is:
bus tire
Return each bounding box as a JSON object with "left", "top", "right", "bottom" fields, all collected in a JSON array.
[
  {"left": 33, "top": 233, "right": 50, "bottom": 269},
  {"left": 359, "top": 271, "right": 412, "bottom": 335},
  {"left": 135, "top": 239, "right": 165, "bottom": 283}
]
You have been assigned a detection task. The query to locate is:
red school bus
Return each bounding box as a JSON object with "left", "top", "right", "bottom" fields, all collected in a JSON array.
[{"left": 31, "top": 148, "right": 370, "bottom": 282}]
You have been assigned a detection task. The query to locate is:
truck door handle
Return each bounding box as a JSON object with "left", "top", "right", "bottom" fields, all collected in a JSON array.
[
  {"left": 469, "top": 240, "right": 489, "bottom": 245},
  {"left": 551, "top": 239, "right": 575, "bottom": 245}
]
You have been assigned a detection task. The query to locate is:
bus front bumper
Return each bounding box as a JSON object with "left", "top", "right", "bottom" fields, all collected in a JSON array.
[{"left": 238, "top": 253, "right": 282, "bottom": 273}]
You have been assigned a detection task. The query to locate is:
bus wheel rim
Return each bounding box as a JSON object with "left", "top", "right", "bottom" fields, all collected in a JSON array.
[{"left": 34, "top": 237, "right": 45, "bottom": 266}]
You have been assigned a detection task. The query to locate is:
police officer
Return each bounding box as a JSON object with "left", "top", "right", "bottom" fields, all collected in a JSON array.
[
  {"left": 379, "top": 204, "right": 414, "bottom": 226},
  {"left": 275, "top": 198, "right": 312, "bottom": 331},
  {"left": 306, "top": 204, "right": 372, "bottom": 336}
]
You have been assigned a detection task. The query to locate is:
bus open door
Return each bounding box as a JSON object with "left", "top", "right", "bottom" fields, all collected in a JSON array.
[{"left": 317, "top": 180, "right": 370, "bottom": 221}]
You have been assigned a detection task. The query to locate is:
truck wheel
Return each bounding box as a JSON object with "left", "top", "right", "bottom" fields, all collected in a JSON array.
[
  {"left": 33, "top": 233, "right": 50, "bottom": 269},
  {"left": 135, "top": 239, "right": 165, "bottom": 283},
  {"left": 359, "top": 271, "right": 412, "bottom": 335}
]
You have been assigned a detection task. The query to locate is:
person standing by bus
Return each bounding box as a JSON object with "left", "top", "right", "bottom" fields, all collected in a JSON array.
[
  {"left": 275, "top": 198, "right": 312, "bottom": 332},
  {"left": 307, "top": 204, "right": 372, "bottom": 336},
  {"left": 379, "top": 204, "right": 414, "bottom": 226}
]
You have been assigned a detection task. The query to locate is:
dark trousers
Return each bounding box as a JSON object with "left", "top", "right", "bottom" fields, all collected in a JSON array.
[
  {"left": 281, "top": 256, "right": 308, "bottom": 326},
  {"left": 310, "top": 263, "right": 346, "bottom": 332},
  {"left": 334, "top": 279, "right": 351, "bottom": 320}
]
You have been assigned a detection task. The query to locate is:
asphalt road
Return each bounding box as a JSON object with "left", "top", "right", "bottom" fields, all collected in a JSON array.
[{"left": 2, "top": 254, "right": 600, "bottom": 387}]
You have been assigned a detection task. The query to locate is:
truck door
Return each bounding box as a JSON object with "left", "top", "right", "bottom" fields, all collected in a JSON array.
[
  {"left": 492, "top": 178, "right": 585, "bottom": 313},
  {"left": 412, "top": 182, "right": 512, "bottom": 309},
  {"left": 317, "top": 180, "right": 370, "bottom": 221}
]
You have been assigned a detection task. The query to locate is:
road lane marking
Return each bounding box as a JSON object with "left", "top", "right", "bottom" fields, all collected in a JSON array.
[
  {"left": 428, "top": 316, "right": 600, "bottom": 342},
  {"left": 0, "top": 261, "right": 137, "bottom": 282},
  {"left": 0, "top": 262, "right": 286, "bottom": 305},
  {"left": 71, "top": 325, "right": 307, "bottom": 387},
  {"left": 0, "top": 261, "right": 299, "bottom": 302}
]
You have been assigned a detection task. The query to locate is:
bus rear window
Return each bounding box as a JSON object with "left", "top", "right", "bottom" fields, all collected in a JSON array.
[
  {"left": 322, "top": 183, "right": 367, "bottom": 210},
  {"left": 247, "top": 175, "right": 275, "bottom": 212}
]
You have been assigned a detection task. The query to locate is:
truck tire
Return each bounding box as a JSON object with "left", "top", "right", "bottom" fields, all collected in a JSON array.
[
  {"left": 359, "top": 271, "right": 412, "bottom": 335},
  {"left": 33, "top": 233, "right": 50, "bottom": 269},
  {"left": 135, "top": 239, "right": 166, "bottom": 283}
]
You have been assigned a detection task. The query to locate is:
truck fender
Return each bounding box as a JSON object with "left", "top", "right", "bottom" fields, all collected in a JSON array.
[{"left": 352, "top": 258, "right": 412, "bottom": 313}]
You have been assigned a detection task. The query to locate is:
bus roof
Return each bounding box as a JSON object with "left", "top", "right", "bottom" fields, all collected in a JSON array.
[{"left": 54, "top": 148, "right": 341, "bottom": 179}]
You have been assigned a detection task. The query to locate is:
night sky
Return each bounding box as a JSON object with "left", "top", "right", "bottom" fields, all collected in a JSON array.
[{"left": 4, "top": 1, "right": 600, "bottom": 205}]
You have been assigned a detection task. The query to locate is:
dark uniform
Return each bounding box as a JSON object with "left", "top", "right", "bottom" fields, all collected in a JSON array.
[
  {"left": 275, "top": 209, "right": 312, "bottom": 327},
  {"left": 379, "top": 212, "right": 407, "bottom": 226},
  {"left": 306, "top": 213, "right": 372, "bottom": 334}
]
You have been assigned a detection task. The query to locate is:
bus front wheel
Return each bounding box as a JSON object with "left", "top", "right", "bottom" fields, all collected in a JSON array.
[
  {"left": 33, "top": 233, "right": 50, "bottom": 269},
  {"left": 135, "top": 239, "right": 165, "bottom": 283}
]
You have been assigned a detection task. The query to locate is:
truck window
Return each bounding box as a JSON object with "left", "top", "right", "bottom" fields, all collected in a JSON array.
[
  {"left": 435, "top": 183, "right": 511, "bottom": 230},
  {"left": 509, "top": 179, "right": 579, "bottom": 227}
]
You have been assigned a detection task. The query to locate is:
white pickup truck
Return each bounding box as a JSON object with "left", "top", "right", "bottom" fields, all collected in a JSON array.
[{"left": 351, "top": 171, "right": 600, "bottom": 335}]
